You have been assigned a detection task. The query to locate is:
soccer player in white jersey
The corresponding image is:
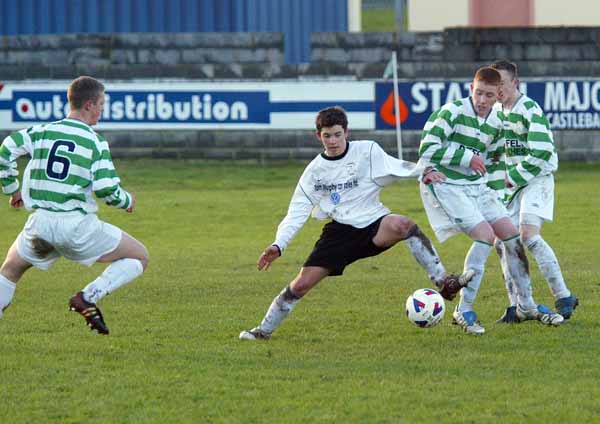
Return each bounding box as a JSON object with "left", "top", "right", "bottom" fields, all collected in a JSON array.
[
  {"left": 240, "top": 106, "right": 473, "bottom": 341},
  {"left": 490, "top": 60, "right": 578, "bottom": 323},
  {"left": 418, "top": 67, "right": 564, "bottom": 335},
  {"left": 0, "top": 76, "right": 149, "bottom": 335}
]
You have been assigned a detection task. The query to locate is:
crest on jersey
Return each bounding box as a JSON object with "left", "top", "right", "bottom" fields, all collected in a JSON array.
[
  {"left": 330, "top": 192, "right": 341, "bottom": 205},
  {"left": 345, "top": 162, "right": 356, "bottom": 176}
]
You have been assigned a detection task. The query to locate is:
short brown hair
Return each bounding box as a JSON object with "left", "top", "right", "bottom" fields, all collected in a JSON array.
[
  {"left": 491, "top": 60, "right": 518, "bottom": 80},
  {"left": 474, "top": 67, "right": 501, "bottom": 85},
  {"left": 315, "top": 106, "right": 348, "bottom": 133},
  {"left": 68, "top": 76, "right": 104, "bottom": 110}
]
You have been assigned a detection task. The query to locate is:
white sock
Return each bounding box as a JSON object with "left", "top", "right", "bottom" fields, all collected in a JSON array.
[
  {"left": 495, "top": 240, "right": 518, "bottom": 306},
  {"left": 458, "top": 241, "right": 491, "bottom": 313},
  {"left": 525, "top": 235, "right": 570, "bottom": 300},
  {"left": 503, "top": 237, "right": 536, "bottom": 310},
  {"left": 0, "top": 274, "right": 16, "bottom": 319},
  {"left": 404, "top": 225, "right": 447, "bottom": 286},
  {"left": 259, "top": 286, "right": 301, "bottom": 334},
  {"left": 82, "top": 259, "right": 144, "bottom": 304}
]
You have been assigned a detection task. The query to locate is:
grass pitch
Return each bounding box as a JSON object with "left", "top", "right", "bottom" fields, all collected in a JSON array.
[{"left": 1, "top": 160, "right": 599, "bottom": 423}]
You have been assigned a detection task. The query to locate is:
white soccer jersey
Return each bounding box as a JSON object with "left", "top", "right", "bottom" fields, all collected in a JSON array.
[{"left": 273, "top": 140, "right": 420, "bottom": 252}]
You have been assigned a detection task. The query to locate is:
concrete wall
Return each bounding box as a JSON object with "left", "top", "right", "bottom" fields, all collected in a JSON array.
[
  {"left": 3, "top": 27, "right": 599, "bottom": 80},
  {"left": 1, "top": 28, "right": 599, "bottom": 161}
]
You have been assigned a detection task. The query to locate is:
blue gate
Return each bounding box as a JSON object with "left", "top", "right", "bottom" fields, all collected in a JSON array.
[{"left": 0, "top": 0, "right": 348, "bottom": 63}]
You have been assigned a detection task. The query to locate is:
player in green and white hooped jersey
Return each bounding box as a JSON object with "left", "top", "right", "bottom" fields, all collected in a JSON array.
[
  {"left": 0, "top": 76, "right": 149, "bottom": 335},
  {"left": 418, "top": 67, "right": 564, "bottom": 334},
  {"left": 491, "top": 60, "right": 578, "bottom": 322}
]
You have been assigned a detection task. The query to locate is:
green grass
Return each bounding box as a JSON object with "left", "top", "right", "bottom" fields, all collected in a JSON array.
[
  {"left": 362, "top": 8, "right": 397, "bottom": 32},
  {"left": 1, "top": 160, "right": 599, "bottom": 423}
]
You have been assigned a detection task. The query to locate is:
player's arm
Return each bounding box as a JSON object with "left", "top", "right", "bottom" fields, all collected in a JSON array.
[
  {"left": 0, "top": 129, "right": 34, "bottom": 201},
  {"left": 367, "top": 141, "right": 421, "bottom": 185},
  {"left": 91, "top": 135, "right": 133, "bottom": 211},
  {"left": 418, "top": 108, "right": 474, "bottom": 171},
  {"left": 258, "top": 179, "right": 314, "bottom": 271},
  {"left": 507, "top": 106, "right": 555, "bottom": 188}
]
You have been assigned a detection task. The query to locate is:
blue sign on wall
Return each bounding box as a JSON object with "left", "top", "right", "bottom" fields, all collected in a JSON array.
[
  {"left": 0, "top": 81, "right": 375, "bottom": 130},
  {"left": 375, "top": 80, "right": 600, "bottom": 130},
  {"left": 12, "top": 90, "right": 271, "bottom": 124}
]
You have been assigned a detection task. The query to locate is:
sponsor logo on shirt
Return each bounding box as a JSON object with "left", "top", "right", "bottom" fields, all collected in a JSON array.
[{"left": 314, "top": 178, "right": 359, "bottom": 193}]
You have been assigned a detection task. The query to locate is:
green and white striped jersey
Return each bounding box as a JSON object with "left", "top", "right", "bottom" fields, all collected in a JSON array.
[
  {"left": 0, "top": 118, "right": 131, "bottom": 214},
  {"left": 419, "top": 97, "right": 505, "bottom": 187},
  {"left": 494, "top": 94, "right": 558, "bottom": 192}
]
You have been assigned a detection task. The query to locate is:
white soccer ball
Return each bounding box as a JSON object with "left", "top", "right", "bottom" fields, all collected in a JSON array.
[{"left": 405, "top": 288, "right": 445, "bottom": 328}]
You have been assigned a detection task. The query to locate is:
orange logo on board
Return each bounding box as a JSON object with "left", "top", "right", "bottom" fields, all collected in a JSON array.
[{"left": 380, "top": 90, "right": 409, "bottom": 126}]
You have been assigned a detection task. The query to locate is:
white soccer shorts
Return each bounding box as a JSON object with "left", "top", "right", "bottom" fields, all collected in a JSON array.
[
  {"left": 420, "top": 181, "right": 509, "bottom": 243},
  {"left": 16, "top": 210, "right": 122, "bottom": 270},
  {"left": 506, "top": 174, "right": 555, "bottom": 228}
]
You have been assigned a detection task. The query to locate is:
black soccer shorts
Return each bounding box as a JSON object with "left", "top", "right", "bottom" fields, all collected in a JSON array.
[{"left": 303, "top": 215, "right": 390, "bottom": 276}]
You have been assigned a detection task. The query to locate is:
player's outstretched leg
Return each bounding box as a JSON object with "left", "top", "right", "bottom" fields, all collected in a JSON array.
[
  {"left": 402, "top": 225, "right": 473, "bottom": 300},
  {"left": 69, "top": 292, "right": 109, "bottom": 335},
  {"left": 240, "top": 285, "right": 301, "bottom": 341}
]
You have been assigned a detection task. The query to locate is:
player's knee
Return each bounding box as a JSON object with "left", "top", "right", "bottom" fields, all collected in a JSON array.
[
  {"left": 138, "top": 245, "right": 149, "bottom": 271},
  {"left": 290, "top": 275, "right": 319, "bottom": 297},
  {"left": 289, "top": 282, "right": 308, "bottom": 297},
  {"left": 520, "top": 228, "right": 539, "bottom": 245},
  {"left": 387, "top": 216, "right": 415, "bottom": 239},
  {"left": 0, "top": 263, "right": 24, "bottom": 284}
]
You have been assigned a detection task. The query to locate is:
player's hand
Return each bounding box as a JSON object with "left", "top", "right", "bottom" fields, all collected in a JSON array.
[
  {"left": 469, "top": 155, "right": 486, "bottom": 176},
  {"left": 422, "top": 171, "right": 446, "bottom": 184},
  {"left": 126, "top": 193, "right": 135, "bottom": 213},
  {"left": 9, "top": 192, "right": 23, "bottom": 209},
  {"left": 257, "top": 245, "right": 281, "bottom": 271},
  {"left": 505, "top": 177, "right": 514, "bottom": 189}
]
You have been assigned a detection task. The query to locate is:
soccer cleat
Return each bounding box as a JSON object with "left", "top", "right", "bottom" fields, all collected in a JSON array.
[
  {"left": 438, "top": 269, "right": 475, "bottom": 301},
  {"left": 555, "top": 295, "right": 579, "bottom": 320},
  {"left": 452, "top": 306, "right": 485, "bottom": 335},
  {"left": 496, "top": 306, "right": 519, "bottom": 324},
  {"left": 69, "top": 292, "right": 109, "bottom": 335},
  {"left": 516, "top": 304, "right": 564, "bottom": 326},
  {"left": 239, "top": 327, "right": 271, "bottom": 341}
]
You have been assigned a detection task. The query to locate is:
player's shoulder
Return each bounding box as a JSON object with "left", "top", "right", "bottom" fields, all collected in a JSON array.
[
  {"left": 55, "top": 119, "right": 103, "bottom": 141},
  {"left": 350, "top": 139, "right": 377, "bottom": 149},
  {"left": 518, "top": 95, "right": 544, "bottom": 116},
  {"left": 349, "top": 140, "right": 384, "bottom": 156},
  {"left": 436, "top": 98, "right": 467, "bottom": 120},
  {"left": 23, "top": 122, "right": 52, "bottom": 135},
  {"left": 447, "top": 97, "right": 468, "bottom": 112}
]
